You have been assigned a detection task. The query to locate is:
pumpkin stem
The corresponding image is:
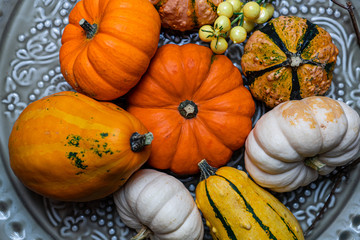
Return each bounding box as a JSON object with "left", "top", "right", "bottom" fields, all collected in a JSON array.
[
  {"left": 304, "top": 156, "right": 326, "bottom": 172},
  {"left": 198, "top": 159, "right": 218, "bottom": 181},
  {"left": 79, "top": 18, "right": 98, "bottom": 39},
  {"left": 130, "top": 132, "right": 154, "bottom": 152},
  {"left": 131, "top": 226, "right": 152, "bottom": 240},
  {"left": 178, "top": 100, "right": 198, "bottom": 119}
]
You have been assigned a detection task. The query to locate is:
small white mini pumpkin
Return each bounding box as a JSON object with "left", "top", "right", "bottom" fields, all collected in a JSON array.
[
  {"left": 113, "top": 169, "right": 204, "bottom": 240},
  {"left": 245, "top": 96, "right": 360, "bottom": 192}
]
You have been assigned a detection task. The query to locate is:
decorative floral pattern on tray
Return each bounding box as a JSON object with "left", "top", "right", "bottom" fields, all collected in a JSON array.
[{"left": 1, "top": 0, "right": 360, "bottom": 239}]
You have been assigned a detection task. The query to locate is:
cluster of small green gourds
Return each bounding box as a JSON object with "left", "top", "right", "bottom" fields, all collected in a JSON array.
[{"left": 199, "top": 0, "right": 275, "bottom": 54}]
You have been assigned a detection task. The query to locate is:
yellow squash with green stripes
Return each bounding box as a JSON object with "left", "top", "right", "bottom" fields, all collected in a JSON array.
[
  {"left": 195, "top": 159, "right": 304, "bottom": 240},
  {"left": 8, "top": 91, "right": 153, "bottom": 202}
]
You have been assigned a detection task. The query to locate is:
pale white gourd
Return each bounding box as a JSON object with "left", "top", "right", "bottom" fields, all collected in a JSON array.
[
  {"left": 113, "top": 169, "right": 204, "bottom": 240},
  {"left": 245, "top": 96, "right": 360, "bottom": 192}
]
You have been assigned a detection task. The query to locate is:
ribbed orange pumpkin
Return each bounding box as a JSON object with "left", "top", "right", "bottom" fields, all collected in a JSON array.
[
  {"left": 59, "top": 0, "right": 161, "bottom": 101},
  {"left": 8, "top": 91, "right": 153, "bottom": 202},
  {"left": 149, "top": 0, "right": 222, "bottom": 31},
  {"left": 127, "top": 43, "right": 255, "bottom": 175}
]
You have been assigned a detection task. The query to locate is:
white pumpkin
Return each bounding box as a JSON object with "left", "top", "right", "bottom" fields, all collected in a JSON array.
[
  {"left": 113, "top": 169, "right": 204, "bottom": 240},
  {"left": 245, "top": 96, "right": 360, "bottom": 192}
]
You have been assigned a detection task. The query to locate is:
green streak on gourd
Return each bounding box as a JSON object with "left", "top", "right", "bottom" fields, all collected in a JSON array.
[
  {"left": 65, "top": 134, "right": 116, "bottom": 164},
  {"left": 190, "top": 0, "right": 198, "bottom": 27},
  {"left": 66, "top": 134, "right": 82, "bottom": 147},
  {"left": 217, "top": 175, "right": 278, "bottom": 240},
  {"left": 67, "top": 152, "right": 88, "bottom": 170},
  {"left": 205, "top": 180, "right": 237, "bottom": 240},
  {"left": 92, "top": 147, "right": 114, "bottom": 158},
  {"left": 199, "top": 160, "right": 300, "bottom": 239},
  {"left": 100, "top": 132, "right": 109, "bottom": 138},
  {"left": 206, "top": 0, "right": 218, "bottom": 12},
  {"left": 266, "top": 203, "right": 299, "bottom": 240}
]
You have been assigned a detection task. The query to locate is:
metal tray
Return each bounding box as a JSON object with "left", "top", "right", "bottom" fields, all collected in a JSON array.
[{"left": 1, "top": 0, "right": 360, "bottom": 239}]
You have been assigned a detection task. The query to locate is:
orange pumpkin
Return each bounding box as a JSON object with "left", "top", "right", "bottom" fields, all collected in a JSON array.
[
  {"left": 241, "top": 16, "right": 339, "bottom": 108},
  {"left": 59, "top": 0, "right": 161, "bottom": 101},
  {"left": 127, "top": 43, "right": 255, "bottom": 175},
  {"left": 8, "top": 91, "right": 153, "bottom": 202},
  {"left": 149, "top": 0, "right": 222, "bottom": 31}
]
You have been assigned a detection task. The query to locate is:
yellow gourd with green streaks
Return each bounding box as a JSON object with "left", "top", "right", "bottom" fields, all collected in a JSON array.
[
  {"left": 8, "top": 91, "right": 153, "bottom": 202},
  {"left": 195, "top": 159, "right": 304, "bottom": 240}
]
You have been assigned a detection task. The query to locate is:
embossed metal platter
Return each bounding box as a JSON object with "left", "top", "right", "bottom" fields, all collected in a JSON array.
[{"left": 1, "top": 0, "right": 360, "bottom": 239}]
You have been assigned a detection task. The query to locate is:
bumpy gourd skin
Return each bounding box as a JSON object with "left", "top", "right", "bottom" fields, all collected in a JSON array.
[
  {"left": 195, "top": 160, "right": 305, "bottom": 240},
  {"left": 8, "top": 91, "right": 152, "bottom": 202},
  {"left": 150, "top": 0, "right": 222, "bottom": 31},
  {"left": 241, "top": 16, "right": 339, "bottom": 108}
]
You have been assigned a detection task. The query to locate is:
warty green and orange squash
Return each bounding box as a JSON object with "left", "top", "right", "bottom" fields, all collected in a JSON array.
[
  {"left": 8, "top": 91, "right": 153, "bottom": 202},
  {"left": 195, "top": 159, "right": 305, "bottom": 240},
  {"left": 245, "top": 96, "right": 360, "bottom": 192},
  {"left": 127, "top": 43, "right": 255, "bottom": 175},
  {"left": 59, "top": 0, "right": 161, "bottom": 101},
  {"left": 241, "top": 16, "right": 339, "bottom": 108}
]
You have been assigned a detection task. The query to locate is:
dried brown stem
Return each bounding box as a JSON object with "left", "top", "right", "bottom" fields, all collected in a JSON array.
[
  {"left": 304, "top": 157, "right": 360, "bottom": 236},
  {"left": 331, "top": 0, "right": 360, "bottom": 46}
]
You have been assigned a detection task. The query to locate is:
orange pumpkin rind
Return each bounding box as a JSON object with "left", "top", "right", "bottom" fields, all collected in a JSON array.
[
  {"left": 127, "top": 43, "right": 255, "bottom": 175},
  {"left": 59, "top": 0, "right": 161, "bottom": 101}
]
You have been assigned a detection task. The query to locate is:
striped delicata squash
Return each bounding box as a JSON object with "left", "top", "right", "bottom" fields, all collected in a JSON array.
[{"left": 195, "top": 159, "right": 304, "bottom": 240}]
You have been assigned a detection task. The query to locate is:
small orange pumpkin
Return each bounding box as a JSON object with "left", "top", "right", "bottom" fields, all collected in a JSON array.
[
  {"left": 8, "top": 91, "right": 153, "bottom": 202},
  {"left": 127, "top": 43, "right": 255, "bottom": 175},
  {"left": 59, "top": 0, "right": 161, "bottom": 101},
  {"left": 241, "top": 16, "right": 339, "bottom": 108},
  {"left": 149, "top": 0, "right": 222, "bottom": 31}
]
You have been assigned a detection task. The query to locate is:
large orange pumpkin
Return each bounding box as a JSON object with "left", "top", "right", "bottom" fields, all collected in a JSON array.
[
  {"left": 127, "top": 43, "right": 255, "bottom": 175},
  {"left": 59, "top": 0, "right": 161, "bottom": 101},
  {"left": 8, "top": 91, "right": 153, "bottom": 202}
]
